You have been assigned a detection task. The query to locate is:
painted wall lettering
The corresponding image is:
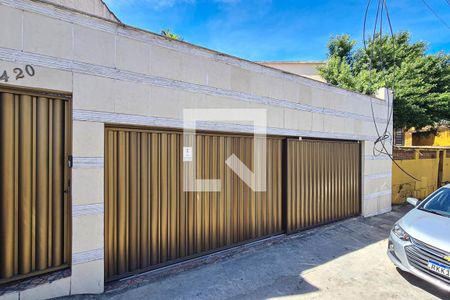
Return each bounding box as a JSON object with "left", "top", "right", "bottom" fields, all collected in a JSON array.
[{"left": 0, "top": 65, "right": 35, "bottom": 82}]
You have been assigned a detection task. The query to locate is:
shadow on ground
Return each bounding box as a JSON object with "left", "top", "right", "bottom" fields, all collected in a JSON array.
[
  {"left": 396, "top": 268, "right": 449, "bottom": 299},
  {"left": 64, "top": 205, "right": 447, "bottom": 299}
]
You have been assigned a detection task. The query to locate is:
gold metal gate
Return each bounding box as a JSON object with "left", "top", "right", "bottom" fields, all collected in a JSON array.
[
  {"left": 0, "top": 87, "right": 72, "bottom": 284},
  {"left": 105, "top": 127, "right": 283, "bottom": 281},
  {"left": 286, "top": 139, "right": 361, "bottom": 233}
]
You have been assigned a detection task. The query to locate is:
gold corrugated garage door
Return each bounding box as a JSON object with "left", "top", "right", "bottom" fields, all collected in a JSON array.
[
  {"left": 286, "top": 139, "right": 361, "bottom": 233},
  {"left": 0, "top": 87, "right": 71, "bottom": 284},
  {"left": 105, "top": 127, "right": 283, "bottom": 281}
]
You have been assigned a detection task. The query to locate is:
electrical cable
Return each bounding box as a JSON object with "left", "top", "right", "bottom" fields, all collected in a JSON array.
[
  {"left": 363, "top": 0, "right": 421, "bottom": 181},
  {"left": 421, "top": 0, "right": 450, "bottom": 31}
]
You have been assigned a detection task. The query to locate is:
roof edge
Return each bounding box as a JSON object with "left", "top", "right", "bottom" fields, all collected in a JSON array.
[
  {"left": 33, "top": 0, "right": 121, "bottom": 23},
  {"left": 100, "top": 0, "right": 122, "bottom": 23},
  {"left": 258, "top": 61, "right": 325, "bottom": 64},
  {"left": 30, "top": 0, "right": 385, "bottom": 104}
]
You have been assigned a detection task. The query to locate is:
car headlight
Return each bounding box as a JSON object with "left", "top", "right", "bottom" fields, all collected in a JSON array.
[{"left": 392, "top": 224, "right": 410, "bottom": 241}]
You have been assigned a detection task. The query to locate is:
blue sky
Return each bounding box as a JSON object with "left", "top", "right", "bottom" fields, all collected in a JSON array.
[{"left": 104, "top": 0, "right": 450, "bottom": 61}]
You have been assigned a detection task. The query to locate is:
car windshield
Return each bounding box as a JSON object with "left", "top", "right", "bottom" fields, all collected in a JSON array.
[{"left": 419, "top": 188, "right": 450, "bottom": 217}]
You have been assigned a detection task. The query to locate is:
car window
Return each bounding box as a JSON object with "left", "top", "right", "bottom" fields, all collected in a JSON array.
[{"left": 420, "top": 188, "right": 450, "bottom": 217}]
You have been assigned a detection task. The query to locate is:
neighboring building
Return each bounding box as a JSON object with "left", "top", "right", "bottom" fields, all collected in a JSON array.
[
  {"left": 408, "top": 126, "right": 450, "bottom": 147},
  {"left": 258, "top": 61, "right": 325, "bottom": 82},
  {"left": 45, "top": 0, "right": 120, "bottom": 21},
  {"left": 394, "top": 126, "right": 450, "bottom": 147},
  {"left": 393, "top": 128, "right": 406, "bottom": 146},
  {"left": 392, "top": 125, "right": 450, "bottom": 204},
  {"left": 0, "top": 0, "right": 391, "bottom": 298}
]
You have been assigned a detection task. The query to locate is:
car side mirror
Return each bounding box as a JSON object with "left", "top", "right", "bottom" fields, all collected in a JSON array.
[{"left": 407, "top": 197, "right": 419, "bottom": 207}]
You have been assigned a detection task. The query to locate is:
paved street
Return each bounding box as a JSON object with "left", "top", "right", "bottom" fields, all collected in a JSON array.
[{"left": 69, "top": 206, "right": 449, "bottom": 300}]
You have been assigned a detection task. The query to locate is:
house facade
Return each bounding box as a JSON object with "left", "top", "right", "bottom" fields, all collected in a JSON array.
[
  {"left": 0, "top": 0, "right": 392, "bottom": 299},
  {"left": 259, "top": 61, "right": 326, "bottom": 82}
]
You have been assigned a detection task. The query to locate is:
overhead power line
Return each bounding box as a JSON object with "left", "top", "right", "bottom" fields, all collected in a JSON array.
[
  {"left": 363, "top": 0, "right": 421, "bottom": 182},
  {"left": 421, "top": 0, "right": 450, "bottom": 31}
]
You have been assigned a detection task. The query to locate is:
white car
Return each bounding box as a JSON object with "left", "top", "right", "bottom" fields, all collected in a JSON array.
[{"left": 388, "top": 185, "right": 450, "bottom": 293}]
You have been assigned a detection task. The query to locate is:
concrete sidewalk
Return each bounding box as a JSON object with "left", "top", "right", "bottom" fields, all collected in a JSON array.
[{"left": 68, "top": 206, "right": 449, "bottom": 299}]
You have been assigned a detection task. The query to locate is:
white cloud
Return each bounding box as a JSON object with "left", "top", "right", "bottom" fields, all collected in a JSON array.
[
  {"left": 104, "top": 0, "right": 195, "bottom": 10},
  {"left": 148, "top": 0, "right": 196, "bottom": 9},
  {"left": 104, "top": 0, "right": 242, "bottom": 10}
]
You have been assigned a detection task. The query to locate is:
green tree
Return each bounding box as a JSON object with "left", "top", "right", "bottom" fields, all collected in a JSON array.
[
  {"left": 318, "top": 32, "right": 450, "bottom": 129},
  {"left": 161, "top": 29, "right": 184, "bottom": 41}
]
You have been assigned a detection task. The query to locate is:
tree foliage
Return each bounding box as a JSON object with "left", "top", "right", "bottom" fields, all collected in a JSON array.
[
  {"left": 318, "top": 32, "right": 450, "bottom": 129},
  {"left": 161, "top": 29, "right": 184, "bottom": 41}
]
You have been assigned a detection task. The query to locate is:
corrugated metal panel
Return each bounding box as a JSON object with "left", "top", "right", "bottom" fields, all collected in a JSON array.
[
  {"left": 286, "top": 139, "right": 360, "bottom": 233},
  {"left": 105, "top": 127, "right": 283, "bottom": 281},
  {"left": 0, "top": 89, "right": 71, "bottom": 284}
]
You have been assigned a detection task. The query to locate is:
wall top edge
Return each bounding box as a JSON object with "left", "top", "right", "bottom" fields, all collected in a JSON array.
[{"left": 7, "top": 0, "right": 387, "bottom": 105}]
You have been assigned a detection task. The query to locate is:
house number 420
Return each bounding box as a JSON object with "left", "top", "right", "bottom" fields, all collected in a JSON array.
[{"left": 0, "top": 65, "right": 36, "bottom": 82}]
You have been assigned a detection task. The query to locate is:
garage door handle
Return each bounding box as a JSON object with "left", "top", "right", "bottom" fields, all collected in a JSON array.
[
  {"left": 64, "top": 179, "right": 71, "bottom": 194},
  {"left": 67, "top": 155, "right": 73, "bottom": 168}
]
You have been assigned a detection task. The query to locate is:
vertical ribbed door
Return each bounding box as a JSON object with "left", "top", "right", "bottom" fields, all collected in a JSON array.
[
  {"left": 105, "top": 128, "right": 282, "bottom": 281},
  {"left": 286, "top": 139, "right": 361, "bottom": 233},
  {"left": 0, "top": 90, "right": 71, "bottom": 284}
]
